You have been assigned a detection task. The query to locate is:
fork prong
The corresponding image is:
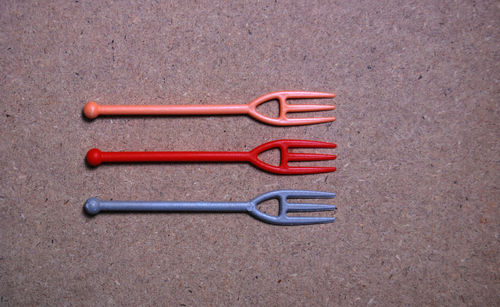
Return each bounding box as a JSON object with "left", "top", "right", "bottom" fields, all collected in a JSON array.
[
  {"left": 282, "top": 91, "right": 336, "bottom": 99},
  {"left": 285, "top": 104, "right": 336, "bottom": 113},
  {"left": 282, "top": 216, "right": 336, "bottom": 225},
  {"left": 287, "top": 203, "right": 337, "bottom": 212},
  {"left": 283, "top": 190, "right": 336, "bottom": 199},
  {"left": 279, "top": 117, "right": 336, "bottom": 126},
  {"left": 283, "top": 166, "right": 337, "bottom": 174},
  {"left": 283, "top": 140, "right": 337, "bottom": 148},
  {"left": 287, "top": 152, "right": 337, "bottom": 162}
]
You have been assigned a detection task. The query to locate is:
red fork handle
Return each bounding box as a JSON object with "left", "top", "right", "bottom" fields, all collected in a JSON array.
[{"left": 86, "top": 148, "right": 250, "bottom": 166}]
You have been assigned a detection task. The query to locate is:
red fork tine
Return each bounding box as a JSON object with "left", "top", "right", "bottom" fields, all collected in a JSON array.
[
  {"left": 286, "top": 152, "right": 337, "bottom": 162},
  {"left": 281, "top": 166, "right": 337, "bottom": 175},
  {"left": 280, "top": 139, "right": 337, "bottom": 149}
]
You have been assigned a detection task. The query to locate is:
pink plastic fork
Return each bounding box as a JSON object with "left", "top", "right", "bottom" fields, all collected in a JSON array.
[{"left": 83, "top": 91, "right": 336, "bottom": 126}]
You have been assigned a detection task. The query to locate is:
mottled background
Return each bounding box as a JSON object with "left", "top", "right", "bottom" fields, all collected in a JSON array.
[{"left": 0, "top": 1, "right": 498, "bottom": 306}]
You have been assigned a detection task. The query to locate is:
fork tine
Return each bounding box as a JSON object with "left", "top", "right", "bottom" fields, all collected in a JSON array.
[
  {"left": 278, "top": 117, "right": 336, "bottom": 126},
  {"left": 287, "top": 152, "right": 337, "bottom": 162},
  {"left": 283, "top": 166, "right": 337, "bottom": 174},
  {"left": 287, "top": 203, "right": 337, "bottom": 212},
  {"left": 285, "top": 104, "right": 336, "bottom": 113},
  {"left": 283, "top": 190, "right": 336, "bottom": 199},
  {"left": 283, "top": 216, "right": 336, "bottom": 225},
  {"left": 285, "top": 103, "right": 336, "bottom": 113},
  {"left": 282, "top": 91, "right": 336, "bottom": 99},
  {"left": 283, "top": 140, "right": 337, "bottom": 148}
]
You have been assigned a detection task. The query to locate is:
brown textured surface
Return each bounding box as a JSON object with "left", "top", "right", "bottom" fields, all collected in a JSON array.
[{"left": 1, "top": 1, "right": 499, "bottom": 306}]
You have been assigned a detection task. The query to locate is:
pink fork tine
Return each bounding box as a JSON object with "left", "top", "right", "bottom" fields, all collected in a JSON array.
[
  {"left": 285, "top": 104, "right": 336, "bottom": 113},
  {"left": 274, "top": 117, "right": 336, "bottom": 126},
  {"left": 278, "top": 91, "right": 336, "bottom": 99}
]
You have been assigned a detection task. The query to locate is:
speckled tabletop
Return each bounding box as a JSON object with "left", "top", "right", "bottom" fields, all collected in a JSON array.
[{"left": 0, "top": 1, "right": 499, "bottom": 306}]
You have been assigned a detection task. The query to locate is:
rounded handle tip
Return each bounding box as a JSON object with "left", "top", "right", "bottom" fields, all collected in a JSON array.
[
  {"left": 83, "top": 102, "right": 100, "bottom": 119},
  {"left": 84, "top": 197, "right": 101, "bottom": 215},
  {"left": 86, "top": 148, "right": 103, "bottom": 166}
]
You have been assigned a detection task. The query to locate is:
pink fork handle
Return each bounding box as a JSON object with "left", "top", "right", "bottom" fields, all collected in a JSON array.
[
  {"left": 83, "top": 102, "right": 249, "bottom": 119},
  {"left": 86, "top": 148, "right": 250, "bottom": 166}
]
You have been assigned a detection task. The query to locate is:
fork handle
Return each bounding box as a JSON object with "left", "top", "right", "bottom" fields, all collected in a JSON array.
[
  {"left": 83, "top": 102, "right": 249, "bottom": 119},
  {"left": 86, "top": 148, "right": 250, "bottom": 166},
  {"left": 84, "top": 198, "right": 250, "bottom": 215}
]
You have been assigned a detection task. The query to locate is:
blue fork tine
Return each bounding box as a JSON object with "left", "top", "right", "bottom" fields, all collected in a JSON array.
[
  {"left": 279, "top": 216, "right": 336, "bottom": 225},
  {"left": 281, "top": 190, "right": 336, "bottom": 199},
  {"left": 286, "top": 203, "right": 337, "bottom": 212}
]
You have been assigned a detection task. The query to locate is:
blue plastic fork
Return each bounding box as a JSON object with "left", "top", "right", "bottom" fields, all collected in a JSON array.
[{"left": 84, "top": 190, "right": 336, "bottom": 226}]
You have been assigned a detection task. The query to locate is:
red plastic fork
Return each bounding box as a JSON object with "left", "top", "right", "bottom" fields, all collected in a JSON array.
[
  {"left": 86, "top": 139, "right": 337, "bottom": 175},
  {"left": 83, "top": 91, "right": 336, "bottom": 126}
]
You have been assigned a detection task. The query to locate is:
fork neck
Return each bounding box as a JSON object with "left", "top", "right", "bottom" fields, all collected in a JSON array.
[
  {"left": 98, "top": 150, "right": 252, "bottom": 163},
  {"left": 98, "top": 200, "right": 252, "bottom": 212},
  {"left": 181, "top": 104, "right": 249, "bottom": 115},
  {"left": 96, "top": 104, "right": 250, "bottom": 116}
]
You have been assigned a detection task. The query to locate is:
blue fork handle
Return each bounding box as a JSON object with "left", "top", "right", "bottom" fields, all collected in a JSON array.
[{"left": 84, "top": 198, "right": 250, "bottom": 215}]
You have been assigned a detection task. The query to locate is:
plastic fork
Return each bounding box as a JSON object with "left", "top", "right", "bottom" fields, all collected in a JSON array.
[
  {"left": 86, "top": 139, "right": 337, "bottom": 175},
  {"left": 84, "top": 190, "right": 336, "bottom": 226},
  {"left": 83, "top": 91, "right": 336, "bottom": 126}
]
